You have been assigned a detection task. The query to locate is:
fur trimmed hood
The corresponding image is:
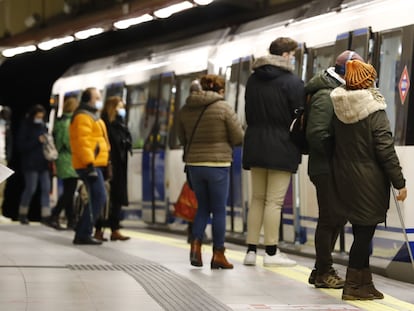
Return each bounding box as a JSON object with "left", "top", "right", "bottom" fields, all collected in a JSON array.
[
  {"left": 330, "top": 87, "right": 386, "bottom": 124},
  {"left": 253, "top": 54, "right": 294, "bottom": 72}
]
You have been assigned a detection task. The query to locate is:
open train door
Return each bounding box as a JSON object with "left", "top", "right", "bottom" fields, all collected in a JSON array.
[
  {"left": 374, "top": 24, "right": 414, "bottom": 283},
  {"left": 225, "top": 56, "right": 251, "bottom": 235},
  {"left": 142, "top": 72, "right": 176, "bottom": 224}
]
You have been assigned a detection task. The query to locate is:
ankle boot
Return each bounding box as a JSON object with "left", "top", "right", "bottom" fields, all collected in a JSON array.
[
  {"left": 94, "top": 229, "right": 108, "bottom": 242},
  {"left": 110, "top": 230, "right": 130, "bottom": 241},
  {"left": 190, "top": 239, "right": 202, "bottom": 267},
  {"left": 211, "top": 247, "right": 233, "bottom": 269},
  {"left": 362, "top": 268, "right": 384, "bottom": 299},
  {"left": 342, "top": 267, "right": 374, "bottom": 300}
]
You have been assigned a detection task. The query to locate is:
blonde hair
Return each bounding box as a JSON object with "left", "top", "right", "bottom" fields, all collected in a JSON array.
[
  {"left": 102, "top": 96, "right": 122, "bottom": 122},
  {"left": 63, "top": 97, "right": 79, "bottom": 113}
]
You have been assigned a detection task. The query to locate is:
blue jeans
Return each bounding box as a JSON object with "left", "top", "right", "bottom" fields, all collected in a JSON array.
[
  {"left": 20, "top": 170, "right": 50, "bottom": 216},
  {"left": 76, "top": 168, "right": 106, "bottom": 239},
  {"left": 188, "top": 166, "right": 230, "bottom": 248}
]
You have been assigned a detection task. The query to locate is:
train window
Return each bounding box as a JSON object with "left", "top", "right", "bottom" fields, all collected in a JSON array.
[
  {"left": 378, "top": 31, "right": 402, "bottom": 136},
  {"left": 104, "top": 82, "right": 126, "bottom": 101},
  {"left": 227, "top": 57, "right": 252, "bottom": 126},
  {"left": 126, "top": 84, "right": 148, "bottom": 149},
  {"left": 169, "top": 71, "right": 206, "bottom": 149},
  {"left": 311, "top": 46, "right": 334, "bottom": 76}
]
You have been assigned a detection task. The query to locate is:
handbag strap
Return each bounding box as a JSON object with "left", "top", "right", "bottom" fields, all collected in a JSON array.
[{"left": 184, "top": 102, "right": 214, "bottom": 162}]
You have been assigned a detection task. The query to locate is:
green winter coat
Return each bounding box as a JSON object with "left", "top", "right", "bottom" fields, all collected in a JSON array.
[
  {"left": 53, "top": 113, "right": 77, "bottom": 179},
  {"left": 330, "top": 87, "right": 405, "bottom": 225},
  {"left": 305, "top": 69, "right": 342, "bottom": 177}
]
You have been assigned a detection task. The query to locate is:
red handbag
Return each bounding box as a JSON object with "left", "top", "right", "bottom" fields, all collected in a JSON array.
[{"left": 174, "top": 182, "right": 198, "bottom": 222}]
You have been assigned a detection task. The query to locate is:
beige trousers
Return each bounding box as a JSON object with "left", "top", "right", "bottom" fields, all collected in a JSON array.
[{"left": 246, "top": 167, "right": 291, "bottom": 246}]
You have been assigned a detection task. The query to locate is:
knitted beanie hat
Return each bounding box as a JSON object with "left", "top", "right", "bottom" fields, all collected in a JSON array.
[
  {"left": 345, "top": 60, "right": 377, "bottom": 90},
  {"left": 335, "top": 50, "right": 364, "bottom": 75}
]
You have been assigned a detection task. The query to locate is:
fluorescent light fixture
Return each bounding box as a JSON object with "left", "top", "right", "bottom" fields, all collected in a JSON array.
[
  {"left": 194, "top": 0, "right": 214, "bottom": 5},
  {"left": 106, "top": 61, "right": 170, "bottom": 78},
  {"left": 114, "top": 14, "right": 154, "bottom": 30},
  {"left": 74, "top": 27, "right": 104, "bottom": 40},
  {"left": 2, "top": 45, "right": 36, "bottom": 57},
  {"left": 38, "top": 36, "right": 74, "bottom": 51},
  {"left": 153, "top": 1, "right": 193, "bottom": 18}
]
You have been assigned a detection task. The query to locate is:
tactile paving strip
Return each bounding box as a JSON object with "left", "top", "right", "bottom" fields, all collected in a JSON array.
[{"left": 0, "top": 226, "right": 231, "bottom": 311}]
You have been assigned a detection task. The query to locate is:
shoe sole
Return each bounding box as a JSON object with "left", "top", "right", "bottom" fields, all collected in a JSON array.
[
  {"left": 315, "top": 283, "right": 344, "bottom": 289},
  {"left": 243, "top": 262, "right": 256, "bottom": 266}
]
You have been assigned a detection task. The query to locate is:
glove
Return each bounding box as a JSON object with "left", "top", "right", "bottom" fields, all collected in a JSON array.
[{"left": 86, "top": 163, "right": 98, "bottom": 179}]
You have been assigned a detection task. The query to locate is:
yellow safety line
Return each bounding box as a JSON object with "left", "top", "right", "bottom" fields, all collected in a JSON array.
[{"left": 124, "top": 229, "right": 414, "bottom": 311}]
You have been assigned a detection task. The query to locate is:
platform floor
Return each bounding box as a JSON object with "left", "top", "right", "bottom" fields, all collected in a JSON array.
[{"left": 0, "top": 221, "right": 414, "bottom": 311}]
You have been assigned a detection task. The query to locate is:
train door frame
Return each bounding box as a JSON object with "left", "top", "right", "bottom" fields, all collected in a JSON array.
[
  {"left": 142, "top": 72, "right": 176, "bottom": 225},
  {"left": 223, "top": 57, "right": 250, "bottom": 235}
]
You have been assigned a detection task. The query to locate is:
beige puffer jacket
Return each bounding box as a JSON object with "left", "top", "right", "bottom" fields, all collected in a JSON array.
[{"left": 177, "top": 90, "right": 243, "bottom": 163}]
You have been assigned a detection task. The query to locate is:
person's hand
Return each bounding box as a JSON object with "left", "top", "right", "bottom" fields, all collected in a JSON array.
[
  {"left": 86, "top": 163, "right": 98, "bottom": 179},
  {"left": 396, "top": 187, "right": 407, "bottom": 202},
  {"left": 39, "top": 135, "right": 46, "bottom": 143}
]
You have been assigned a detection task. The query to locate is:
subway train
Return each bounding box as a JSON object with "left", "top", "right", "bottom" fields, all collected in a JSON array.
[{"left": 51, "top": 0, "right": 414, "bottom": 283}]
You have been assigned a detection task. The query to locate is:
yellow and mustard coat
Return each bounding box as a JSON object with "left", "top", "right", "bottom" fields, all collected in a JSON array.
[{"left": 69, "top": 104, "right": 110, "bottom": 169}]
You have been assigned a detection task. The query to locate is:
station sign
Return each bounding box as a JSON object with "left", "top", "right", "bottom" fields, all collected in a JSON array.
[{"left": 399, "top": 66, "right": 410, "bottom": 105}]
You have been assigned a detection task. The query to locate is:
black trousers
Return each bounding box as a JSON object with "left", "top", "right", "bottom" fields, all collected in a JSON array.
[
  {"left": 349, "top": 224, "right": 376, "bottom": 269},
  {"left": 51, "top": 177, "right": 78, "bottom": 224},
  {"left": 311, "top": 174, "right": 347, "bottom": 275}
]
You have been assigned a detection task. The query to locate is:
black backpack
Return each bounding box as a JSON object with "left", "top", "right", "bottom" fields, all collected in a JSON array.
[{"left": 289, "top": 94, "right": 311, "bottom": 155}]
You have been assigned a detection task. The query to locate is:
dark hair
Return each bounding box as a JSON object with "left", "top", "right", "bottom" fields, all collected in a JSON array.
[
  {"left": 200, "top": 74, "right": 225, "bottom": 93},
  {"left": 102, "top": 96, "right": 122, "bottom": 123},
  {"left": 28, "top": 104, "right": 46, "bottom": 120},
  {"left": 81, "top": 87, "right": 96, "bottom": 103},
  {"left": 269, "top": 37, "right": 298, "bottom": 56}
]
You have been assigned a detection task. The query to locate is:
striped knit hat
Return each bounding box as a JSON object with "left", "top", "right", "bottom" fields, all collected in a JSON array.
[{"left": 345, "top": 60, "right": 377, "bottom": 90}]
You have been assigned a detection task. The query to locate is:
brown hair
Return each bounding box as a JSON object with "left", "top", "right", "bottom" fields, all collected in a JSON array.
[
  {"left": 63, "top": 97, "right": 79, "bottom": 113},
  {"left": 199, "top": 74, "right": 225, "bottom": 93},
  {"left": 269, "top": 37, "right": 298, "bottom": 56},
  {"left": 102, "top": 96, "right": 122, "bottom": 122}
]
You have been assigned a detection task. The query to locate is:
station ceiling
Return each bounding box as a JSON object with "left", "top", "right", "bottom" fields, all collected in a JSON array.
[
  {"left": 0, "top": 0, "right": 339, "bottom": 112},
  {"left": 0, "top": 0, "right": 314, "bottom": 51}
]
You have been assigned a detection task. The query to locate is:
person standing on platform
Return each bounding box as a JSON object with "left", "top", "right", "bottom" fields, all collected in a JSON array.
[
  {"left": 94, "top": 96, "right": 132, "bottom": 241},
  {"left": 330, "top": 60, "right": 407, "bottom": 300},
  {"left": 70, "top": 87, "right": 110, "bottom": 245},
  {"left": 16, "top": 104, "right": 51, "bottom": 224},
  {"left": 178, "top": 74, "right": 244, "bottom": 269},
  {"left": 242, "top": 37, "right": 303, "bottom": 267},
  {"left": 49, "top": 97, "right": 79, "bottom": 230},
  {"left": 305, "top": 50, "right": 364, "bottom": 288}
]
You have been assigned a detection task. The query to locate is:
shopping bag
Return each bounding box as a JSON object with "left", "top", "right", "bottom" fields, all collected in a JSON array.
[{"left": 174, "top": 182, "right": 198, "bottom": 222}]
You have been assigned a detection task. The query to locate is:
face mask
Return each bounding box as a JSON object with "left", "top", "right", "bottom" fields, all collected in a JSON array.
[
  {"left": 34, "top": 118, "right": 43, "bottom": 124},
  {"left": 290, "top": 56, "right": 296, "bottom": 68},
  {"left": 95, "top": 100, "right": 103, "bottom": 110},
  {"left": 117, "top": 108, "right": 126, "bottom": 119}
]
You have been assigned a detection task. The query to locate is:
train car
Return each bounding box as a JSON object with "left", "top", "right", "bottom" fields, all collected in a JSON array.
[{"left": 51, "top": 0, "right": 414, "bottom": 283}]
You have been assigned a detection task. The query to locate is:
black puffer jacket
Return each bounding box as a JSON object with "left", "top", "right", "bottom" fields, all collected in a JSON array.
[
  {"left": 331, "top": 87, "right": 405, "bottom": 225},
  {"left": 243, "top": 55, "right": 304, "bottom": 172}
]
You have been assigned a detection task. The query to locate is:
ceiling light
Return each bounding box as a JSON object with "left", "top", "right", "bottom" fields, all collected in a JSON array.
[
  {"left": 114, "top": 14, "right": 154, "bottom": 30},
  {"left": 38, "top": 36, "right": 74, "bottom": 51},
  {"left": 153, "top": 1, "right": 193, "bottom": 19},
  {"left": 74, "top": 27, "right": 104, "bottom": 40},
  {"left": 2, "top": 45, "right": 37, "bottom": 57},
  {"left": 193, "top": 0, "right": 214, "bottom": 5}
]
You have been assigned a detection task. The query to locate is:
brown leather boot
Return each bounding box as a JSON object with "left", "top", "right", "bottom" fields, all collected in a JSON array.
[
  {"left": 110, "top": 230, "right": 130, "bottom": 241},
  {"left": 190, "top": 239, "right": 202, "bottom": 267},
  {"left": 211, "top": 247, "right": 233, "bottom": 269},
  {"left": 342, "top": 267, "right": 374, "bottom": 300},
  {"left": 94, "top": 229, "right": 108, "bottom": 242},
  {"left": 362, "top": 268, "right": 384, "bottom": 299}
]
